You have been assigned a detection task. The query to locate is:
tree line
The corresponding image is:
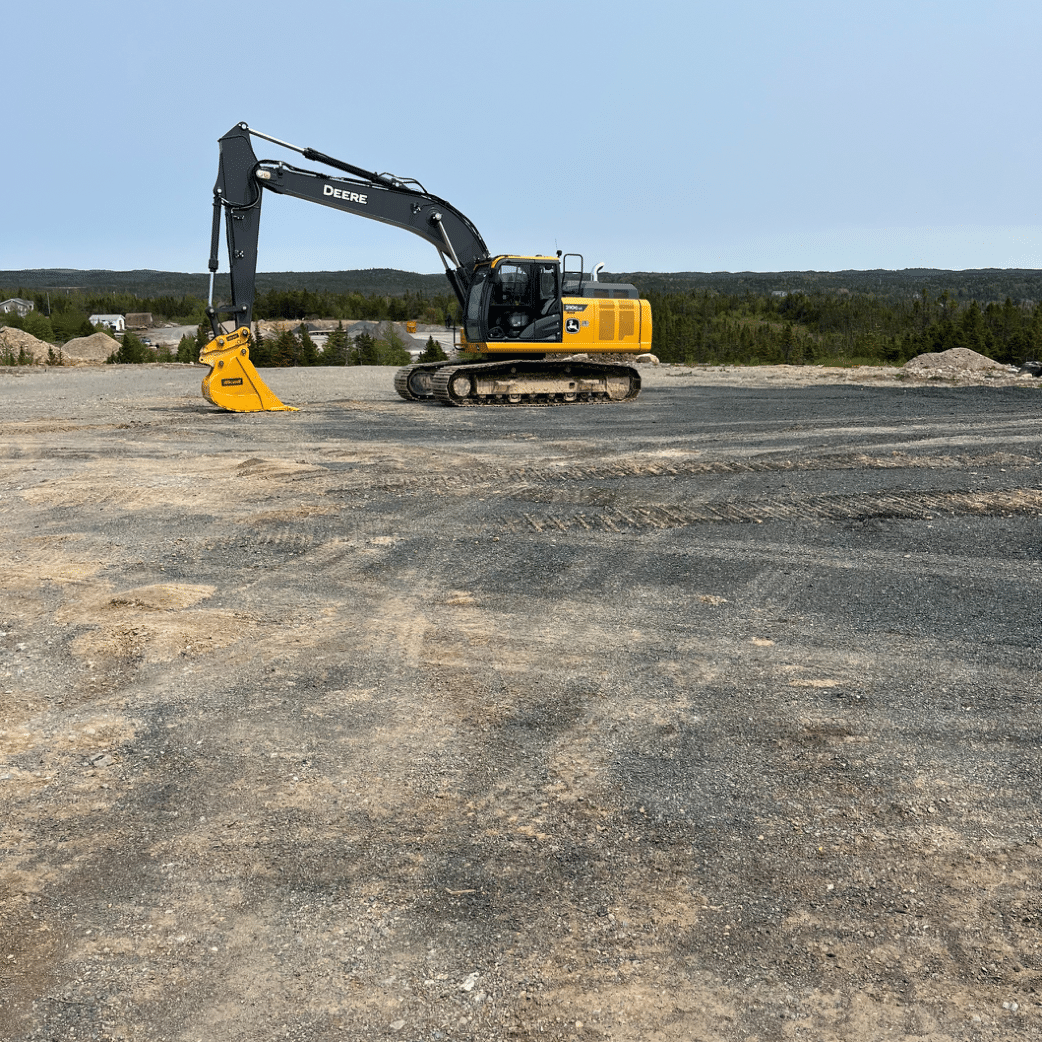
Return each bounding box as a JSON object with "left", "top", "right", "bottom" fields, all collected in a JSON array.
[
  {"left": 0, "top": 282, "right": 459, "bottom": 367},
  {"left": 0, "top": 285, "right": 459, "bottom": 337},
  {"left": 192, "top": 322, "right": 444, "bottom": 368},
  {"left": 0, "top": 267, "right": 452, "bottom": 299},
  {"left": 4, "top": 277, "right": 1041, "bottom": 369},
  {"left": 647, "top": 288, "right": 1042, "bottom": 367},
  {"left": 249, "top": 287, "right": 456, "bottom": 325},
  {"left": 609, "top": 267, "right": 1042, "bottom": 304},
  {"left": 5, "top": 265, "right": 1039, "bottom": 305},
  {"left": 122, "top": 322, "right": 448, "bottom": 369}
]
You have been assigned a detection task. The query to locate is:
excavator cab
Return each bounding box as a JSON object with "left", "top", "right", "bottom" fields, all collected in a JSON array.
[{"left": 465, "top": 256, "right": 562, "bottom": 346}]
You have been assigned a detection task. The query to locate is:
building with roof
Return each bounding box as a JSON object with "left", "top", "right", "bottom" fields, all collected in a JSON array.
[{"left": 89, "top": 314, "right": 126, "bottom": 333}]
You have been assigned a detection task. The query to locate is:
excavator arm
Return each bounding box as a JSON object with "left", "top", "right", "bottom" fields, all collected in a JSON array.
[{"left": 201, "top": 122, "right": 490, "bottom": 411}]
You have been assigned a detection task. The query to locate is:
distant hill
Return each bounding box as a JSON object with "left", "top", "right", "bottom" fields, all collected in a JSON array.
[
  {"left": 2, "top": 267, "right": 1040, "bottom": 304},
  {"left": 602, "top": 269, "right": 1042, "bottom": 303},
  {"left": 0, "top": 268, "right": 452, "bottom": 299}
]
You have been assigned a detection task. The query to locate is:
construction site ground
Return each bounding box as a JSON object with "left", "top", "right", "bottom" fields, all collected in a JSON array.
[{"left": 1, "top": 361, "right": 1040, "bottom": 1042}]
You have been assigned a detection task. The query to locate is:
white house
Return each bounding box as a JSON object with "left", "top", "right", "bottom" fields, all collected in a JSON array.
[
  {"left": 89, "top": 314, "right": 126, "bottom": 333},
  {"left": 0, "top": 298, "right": 34, "bottom": 316}
]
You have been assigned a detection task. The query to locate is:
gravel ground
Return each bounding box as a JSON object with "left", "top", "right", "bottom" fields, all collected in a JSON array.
[{"left": 1, "top": 363, "right": 1040, "bottom": 1042}]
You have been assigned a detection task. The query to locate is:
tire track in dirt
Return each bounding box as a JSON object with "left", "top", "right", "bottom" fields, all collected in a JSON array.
[
  {"left": 326, "top": 449, "right": 1038, "bottom": 496},
  {"left": 500, "top": 486, "right": 1042, "bottom": 533}
]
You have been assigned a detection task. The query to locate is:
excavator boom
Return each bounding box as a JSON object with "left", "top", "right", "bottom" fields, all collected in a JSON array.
[{"left": 207, "top": 123, "right": 487, "bottom": 334}]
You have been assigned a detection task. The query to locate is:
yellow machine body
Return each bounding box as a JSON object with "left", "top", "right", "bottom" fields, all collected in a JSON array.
[
  {"left": 555, "top": 295, "right": 652, "bottom": 354},
  {"left": 460, "top": 254, "right": 652, "bottom": 356},
  {"left": 199, "top": 327, "right": 297, "bottom": 413},
  {"left": 461, "top": 296, "right": 652, "bottom": 355}
]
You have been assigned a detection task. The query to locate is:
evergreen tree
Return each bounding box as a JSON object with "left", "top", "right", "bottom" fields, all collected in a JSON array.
[
  {"left": 272, "top": 328, "right": 299, "bottom": 367},
  {"left": 352, "top": 331, "right": 379, "bottom": 365},
  {"left": 418, "top": 335, "right": 448, "bottom": 362},
  {"left": 297, "top": 327, "right": 321, "bottom": 366},
  {"left": 51, "top": 309, "right": 93, "bottom": 342},
  {"left": 22, "top": 311, "right": 54, "bottom": 342},
  {"left": 959, "top": 300, "right": 992, "bottom": 357},
  {"left": 323, "top": 323, "right": 350, "bottom": 365},
  {"left": 177, "top": 334, "right": 197, "bottom": 363},
  {"left": 3, "top": 343, "right": 36, "bottom": 365},
  {"left": 106, "top": 331, "right": 151, "bottom": 364},
  {"left": 1029, "top": 305, "right": 1042, "bottom": 360},
  {"left": 376, "top": 322, "right": 412, "bottom": 366},
  {"left": 1006, "top": 329, "right": 1034, "bottom": 366},
  {"left": 251, "top": 327, "right": 273, "bottom": 367}
]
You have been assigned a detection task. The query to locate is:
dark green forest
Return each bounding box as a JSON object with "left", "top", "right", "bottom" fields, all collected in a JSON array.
[
  {"left": 2, "top": 267, "right": 1041, "bottom": 368},
  {"left": 645, "top": 288, "right": 1042, "bottom": 366}
]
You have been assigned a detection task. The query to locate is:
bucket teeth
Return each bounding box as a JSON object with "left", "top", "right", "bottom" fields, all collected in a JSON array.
[{"left": 199, "top": 328, "right": 297, "bottom": 412}]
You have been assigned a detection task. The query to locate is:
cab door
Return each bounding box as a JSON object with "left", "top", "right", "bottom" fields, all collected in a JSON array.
[
  {"left": 466, "top": 259, "right": 562, "bottom": 345},
  {"left": 464, "top": 264, "right": 491, "bottom": 344}
]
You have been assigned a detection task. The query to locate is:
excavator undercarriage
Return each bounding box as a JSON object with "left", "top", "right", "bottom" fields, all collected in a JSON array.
[{"left": 395, "top": 358, "right": 641, "bottom": 406}]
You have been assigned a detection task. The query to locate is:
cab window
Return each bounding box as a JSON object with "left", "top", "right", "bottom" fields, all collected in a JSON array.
[{"left": 476, "top": 260, "right": 562, "bottom": 342}]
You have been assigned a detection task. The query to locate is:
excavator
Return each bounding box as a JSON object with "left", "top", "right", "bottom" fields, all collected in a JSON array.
[{"left": 201, "top": 123, "right": 652, "bottom": 411}]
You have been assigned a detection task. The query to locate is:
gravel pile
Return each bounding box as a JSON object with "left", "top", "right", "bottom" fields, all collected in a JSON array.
[
  {"left": 58, "top": 331, "right": 119, "bottom": 364},
  {"left": 0, "top": 327, "right": 50, "bottom": 362},
  {"left": 902, "top": 346, "right": 1013, "bottom": 375}
]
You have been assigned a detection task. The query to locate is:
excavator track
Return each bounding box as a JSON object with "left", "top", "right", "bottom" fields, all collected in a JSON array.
[
  {"left": 394, "top": 362, "right": 453, "bottom": 401},
  {"left": 427, "top": 359, "right": 641, "bottom": 406}
]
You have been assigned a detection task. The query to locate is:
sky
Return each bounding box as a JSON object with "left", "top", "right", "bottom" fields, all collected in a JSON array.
[{"left": 5, "top": 0, "right": 1042, "bottom": 275}]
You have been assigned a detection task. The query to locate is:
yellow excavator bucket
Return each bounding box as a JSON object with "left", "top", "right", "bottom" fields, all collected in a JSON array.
[{"left": 199, "top": 327, "right": 297, "bottom": 412}]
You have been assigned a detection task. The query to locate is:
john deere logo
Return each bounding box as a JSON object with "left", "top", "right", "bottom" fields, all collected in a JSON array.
[{"left": 324, "top": 185, "right": 368, "bottom": 205}]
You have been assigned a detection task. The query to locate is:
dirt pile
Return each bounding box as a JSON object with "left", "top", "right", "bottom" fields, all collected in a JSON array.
[
  {"left": 902, "top": 347, "right": 1013, "bottom": 376},
  {"left": 58, "top": 331, "right": 119, "bottom": 364},
  {"left": 0, "top": 327, "right": 50, "bottom": 363}
]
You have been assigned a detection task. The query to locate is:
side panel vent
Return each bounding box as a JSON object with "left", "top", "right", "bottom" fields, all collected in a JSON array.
[{"left": 618, "top": 302, "right": 636, "bottom": 340}]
